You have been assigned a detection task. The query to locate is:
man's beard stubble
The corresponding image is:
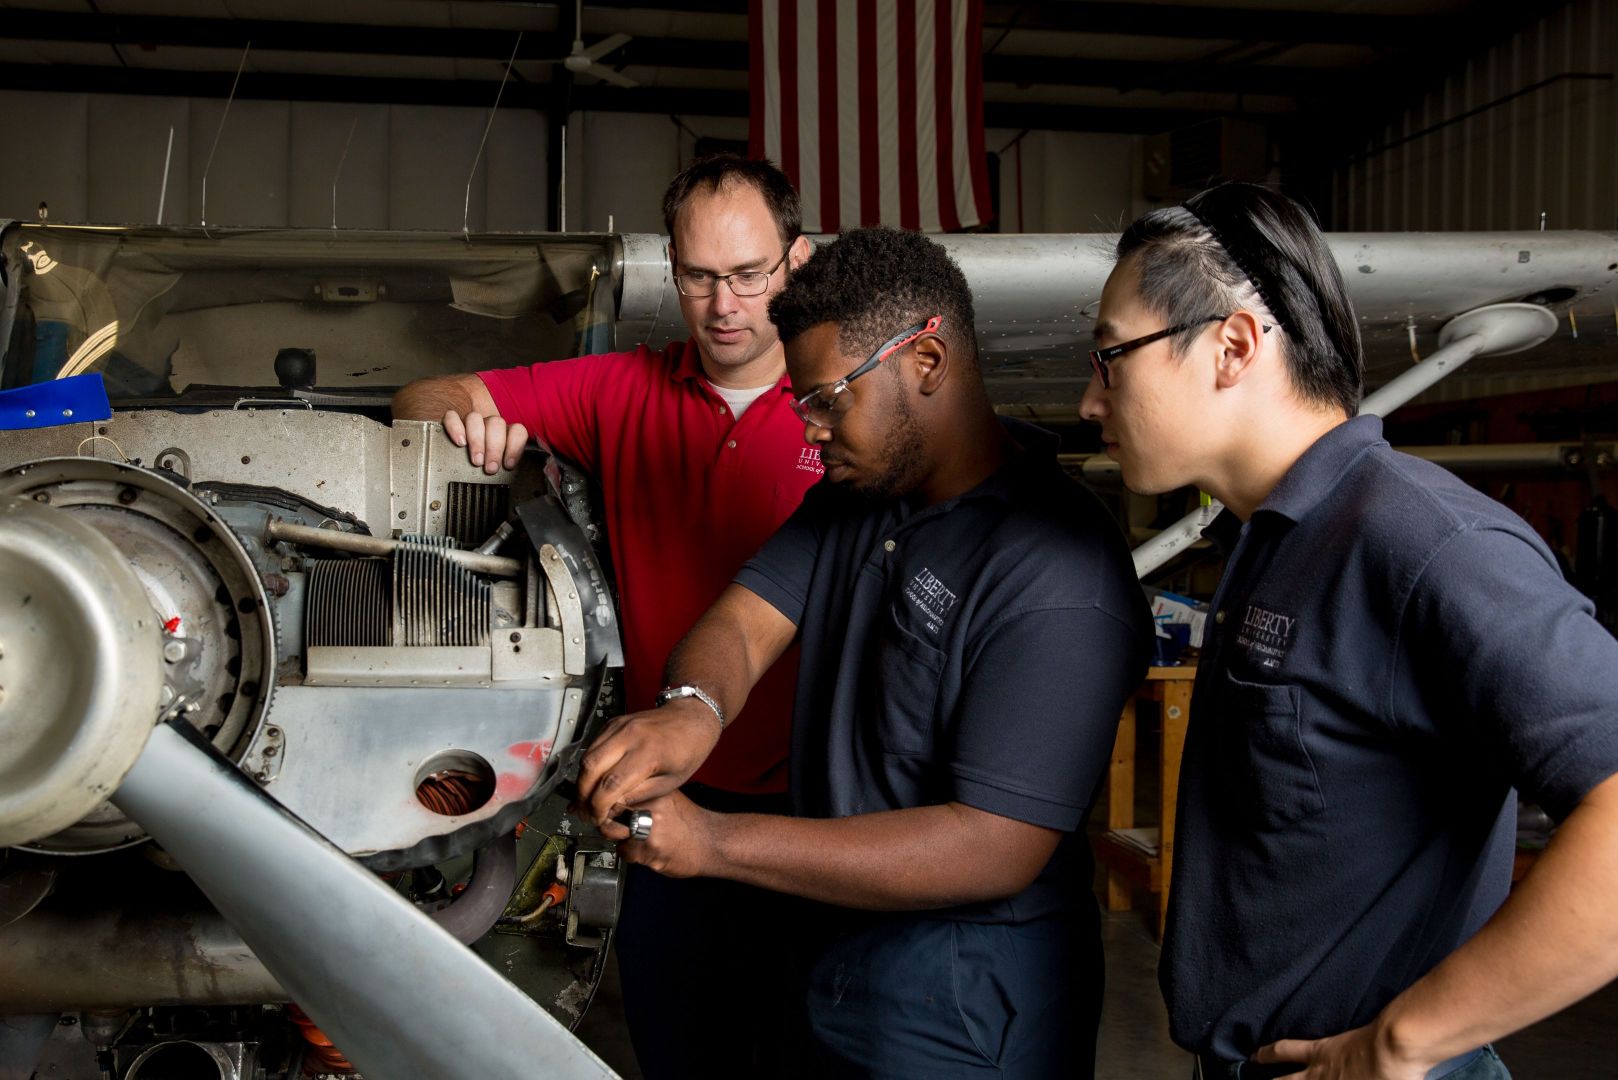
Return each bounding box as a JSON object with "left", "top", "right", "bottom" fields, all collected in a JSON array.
[{"left": 857, "top": 381, "right": 927, "bottom": 501}]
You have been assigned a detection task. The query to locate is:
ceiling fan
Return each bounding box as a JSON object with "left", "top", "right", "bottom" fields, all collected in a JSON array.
[{"left": 541, "top": 0, "right": 637, "bottom": 87}]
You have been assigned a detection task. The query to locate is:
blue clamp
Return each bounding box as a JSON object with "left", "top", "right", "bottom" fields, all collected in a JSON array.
[{"left": 0, "top": 374, "right": 112, "bottom": 430}]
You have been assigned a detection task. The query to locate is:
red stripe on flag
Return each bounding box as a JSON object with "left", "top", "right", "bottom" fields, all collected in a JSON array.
[
  {"left": 817, "top": 0, "right": 840, "bottom": 232},
  {"left": 934, "top": 0, "right": 960, "bottom": 232},
  {"left": 857, "top": 1, "right": 880, "bottom": 227},
  {"left": 964, "top": 0, "right": 993, "bottom": 226},
  {"left": 755, "top": 0, "right": 988, "bottom": 232},
  {"left": 779, "top": 0, "right": 800, "bottom": 188},
  {"left": 748, "top": 0, "right": 765, "bottom": 159},
  {"left": 896, "top": 0, "right": 920, "bottom": 230}
]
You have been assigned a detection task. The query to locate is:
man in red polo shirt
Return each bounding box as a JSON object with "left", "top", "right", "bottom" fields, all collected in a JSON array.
[{"left": 391, "top": 155, "right": 817, "bottom": 1078}]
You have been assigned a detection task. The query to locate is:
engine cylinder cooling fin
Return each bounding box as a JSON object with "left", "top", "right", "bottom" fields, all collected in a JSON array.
[
  {"left": 304, "top": 559, "right": 390, "bottom": 647},
  {"left": 416, "top": 769, "right": 495, "bottom": 816},
  {"left": 446, "top": 481, "right": 511, "bottom": 549},
  {"left": 393, "top": 535, "right": 493, "bottom": 648}
]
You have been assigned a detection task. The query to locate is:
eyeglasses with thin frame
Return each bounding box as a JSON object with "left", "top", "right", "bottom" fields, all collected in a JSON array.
[
  {"left": 673, "top": 248, "right": 792, "bottom": 298},
  {"left": 1088, "top": 315, "right": 1271, "bottom": 389},
  {"left": 791, "top": 315, "right": 944, "bottom": 429}
]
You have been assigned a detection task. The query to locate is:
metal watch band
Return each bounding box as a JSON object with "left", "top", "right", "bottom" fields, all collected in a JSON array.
[{"left": 655, "top": 684, "right": 726, "bottom": 729}]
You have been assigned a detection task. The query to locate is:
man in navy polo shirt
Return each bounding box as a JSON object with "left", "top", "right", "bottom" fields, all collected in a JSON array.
[
  {"left": 577, "top": 226, "right": 1153, "bottom": 1077},
  {"left": 1080, "top": 182, "right": 1618, "bottom": 1079}
]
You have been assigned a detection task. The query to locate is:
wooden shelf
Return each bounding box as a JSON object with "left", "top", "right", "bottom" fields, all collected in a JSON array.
[{"left": 1093, "top": 664, "right": 1195, "bottom": 939}]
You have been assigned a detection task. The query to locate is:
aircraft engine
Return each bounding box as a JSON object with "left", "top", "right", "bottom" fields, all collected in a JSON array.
[{"left": 0, "top": 409, "right": 624, "bottom": 1080}]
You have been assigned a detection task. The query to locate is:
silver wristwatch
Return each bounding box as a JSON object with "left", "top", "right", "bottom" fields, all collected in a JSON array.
[{"left": 655, "top": 684, "right": 726, "bottom": 729}]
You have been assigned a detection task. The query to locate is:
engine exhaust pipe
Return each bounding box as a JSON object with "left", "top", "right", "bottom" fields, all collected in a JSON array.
[{"left": 125, "top": 1040, "right": 241, "bottom": 1080}]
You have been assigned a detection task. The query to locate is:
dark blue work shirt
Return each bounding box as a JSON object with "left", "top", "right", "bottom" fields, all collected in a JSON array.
[
  {"left": 736, "top": 422, "right": 1153, "bottom": 925},
  {"left": 1162, "top": 415, "right": 1618, "bottom": 1060}
]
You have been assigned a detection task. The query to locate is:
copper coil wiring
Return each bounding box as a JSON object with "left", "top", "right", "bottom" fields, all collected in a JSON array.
[
  {"left": 415, "top": 768, "right": 493, "bottom": 816},
  {"left": 287, "top": 1004, "right": 356, "bottom": 1075}
]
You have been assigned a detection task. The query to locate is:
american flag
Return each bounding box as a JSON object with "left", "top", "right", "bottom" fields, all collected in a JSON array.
[{"left": 748, "top": 0, "right": 994, "bottom": 233}]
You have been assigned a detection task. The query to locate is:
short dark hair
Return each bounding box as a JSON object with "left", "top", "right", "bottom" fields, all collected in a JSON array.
[
  {"left": 769, "top": 226, "right": 978, "bottom": 367},
  {"left": 1116, "top": 182, "right": 1363, "bottom": 415},
  {"left": 662, "top": 154, "right": 802, "bottom": 248}
]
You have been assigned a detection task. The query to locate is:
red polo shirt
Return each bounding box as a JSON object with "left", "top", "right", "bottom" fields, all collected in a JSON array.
[{"left": 479, "top": 341, "right": 822, "bottom": 795}]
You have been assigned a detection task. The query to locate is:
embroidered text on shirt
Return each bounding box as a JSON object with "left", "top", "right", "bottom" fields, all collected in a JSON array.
[
  {"left": 905, "top": 568, "right": 959, "bottom": 635},
  {"left": 1235, "top": 603, "right": 1295, "bottom": 669}
]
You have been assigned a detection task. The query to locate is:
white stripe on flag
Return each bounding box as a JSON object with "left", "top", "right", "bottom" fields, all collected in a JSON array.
[
  {"left": 796, "top": 0, "right": 821, "bottom": 231},
  {"left": 836, "top": 0, "right": 862, "bottom": 230},
  {"left": 950, "top": 0, "right": 977, "bottom": 228},
  {"left": 915, "top": 0, "right": 941, "bottom": 232},
  {"left": 762, "top": 0, "right": 781, "bottom": 166},
  {"left": 875, "top": 1, "right": 901, "bottom": 227}
]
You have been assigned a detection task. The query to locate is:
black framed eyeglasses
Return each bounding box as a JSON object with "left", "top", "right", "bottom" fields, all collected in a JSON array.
[
  {"left": 673, "top": 248, "right": 792, "bottom": 298},
  {"left": 790, "top": 314, "right": 944, "bottom": 429},
  {"left": 1088, "top": 315, "right": 1272, "bottom": 389}
]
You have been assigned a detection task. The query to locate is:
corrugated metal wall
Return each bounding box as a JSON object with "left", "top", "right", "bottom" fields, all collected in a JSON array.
[
  {"left": 1334, "top": 0, "right": 1616, "bottom": 232},
  {"left": 0, "top": 90, "right": 547, "bottom": 231}
]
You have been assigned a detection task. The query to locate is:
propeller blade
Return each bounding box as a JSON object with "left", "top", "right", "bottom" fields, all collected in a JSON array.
[
  {"left": 580, "top": 33, "right": 631, "bottom": 64},
  {"left": 110, "top": 721, "right": 618, "bottom": 1080},
  {"left": 588, "top": 64, "right": 638, "bottom": 89}
]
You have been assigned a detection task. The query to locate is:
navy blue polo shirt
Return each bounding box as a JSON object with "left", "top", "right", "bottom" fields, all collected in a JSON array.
[
  {"left": 735, "top": 421, "right": 1153, "bottom": 925},
  {"left": 1161, "top": 414, "right": 1618, "bottom": 1060}
]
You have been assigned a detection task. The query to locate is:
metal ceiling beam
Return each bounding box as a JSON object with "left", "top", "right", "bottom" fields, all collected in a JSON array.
[
  {"left": 455, "top": 0, "right": 748, "bottom": 13},
  {"left": 981, "top": 53, "right": 1339, "bottom": 97},
  {"left": 0, "top": 8, "right": 747, "bottom": 70},
  {"left": 0, "top": 63, "right": 747, "bottom": 118},
  {"left": 0, "top": 61, "right": 1237, "bottom": 133},
  {"left": 4, "top": 7, "right": 1359, "bottom": 99},
  {"left": 479, "top": 0, "right": 1487, "bottom": 47},
  {"left": 982, "top": 2, "right": 1463, "bottom": 45},
  {"left": 983, "top": 102, "right": 1212, "bottom": 134}
]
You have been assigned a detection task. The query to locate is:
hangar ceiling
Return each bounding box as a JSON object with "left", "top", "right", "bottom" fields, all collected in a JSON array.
[{"left": 0, "top": 0, "right": 1543, "bottom": 140}]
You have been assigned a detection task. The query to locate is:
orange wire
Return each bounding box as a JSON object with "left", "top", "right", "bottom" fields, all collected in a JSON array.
[{"left": 287, "top": 1004, "right": 355, "bottom": 1075}]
